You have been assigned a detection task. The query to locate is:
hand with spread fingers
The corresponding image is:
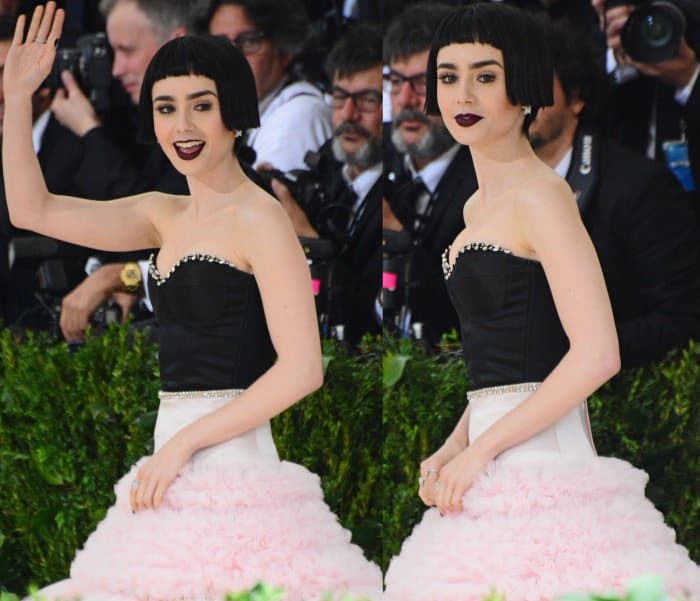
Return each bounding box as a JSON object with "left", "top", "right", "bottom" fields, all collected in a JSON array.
[{"left": 3, "top": 2, "right": 64, "bottom": 99}]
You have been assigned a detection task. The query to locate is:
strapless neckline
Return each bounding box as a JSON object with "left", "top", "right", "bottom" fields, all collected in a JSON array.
[
  {"left": 441, "top": 241, "right": 539, "bottom": 280},
  {"left": 148, "top": 252, "right": 253, "bottom": 286}
]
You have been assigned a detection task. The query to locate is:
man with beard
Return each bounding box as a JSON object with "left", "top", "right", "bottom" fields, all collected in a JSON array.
[
  {"left": 273, "top": 23, "right": 382, "bottom": 345},
  {"left": 529, "top": 21, "right": 700, "bottom": 367},
  {"left": 382, "top": 3, "right": 478, "bottom": 345}
]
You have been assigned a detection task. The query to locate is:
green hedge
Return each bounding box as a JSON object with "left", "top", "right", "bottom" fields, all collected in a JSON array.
[
  {"left": 383, "top": 335, "right": 700, "bottom": 571},
  {"left": 2, "top": 325, "right": 698, "bottom": 592},
  {"left": 0, "top": 327, "right": 381, "bottom": 594}
]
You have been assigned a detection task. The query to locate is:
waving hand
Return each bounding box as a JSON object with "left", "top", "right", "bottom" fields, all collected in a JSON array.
[{"left": 3, "top": 2, "right": 64, "bottom": 99}]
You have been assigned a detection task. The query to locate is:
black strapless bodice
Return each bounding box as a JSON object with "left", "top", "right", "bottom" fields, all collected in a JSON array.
[
  {"left": 442, "top": 243, "right": 569, "bottom": 390},
  {"left": 147, "top": 253, "right": 276, "bottom": 392}
]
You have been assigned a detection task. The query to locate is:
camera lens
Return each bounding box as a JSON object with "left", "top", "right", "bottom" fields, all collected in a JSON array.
[
  {"left": 621, "top": 1, "right": 686, "bottom": 62},
  {"left": 641, "top": 11, "right": 673, "bottom": 47}
]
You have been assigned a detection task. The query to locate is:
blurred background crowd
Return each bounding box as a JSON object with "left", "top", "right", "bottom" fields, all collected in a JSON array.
[{"left": 1, "top": 0, "right": 699, "bottom": 368}]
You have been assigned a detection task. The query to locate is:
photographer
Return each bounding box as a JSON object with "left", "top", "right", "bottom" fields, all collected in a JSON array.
[
  {"left": 206, "top": 0, "right": 332, "bottom": 172},
  {"left": 0, "top": 13, "right": 89, "bottom": 331},
  {"left": 382, "top": 3, "right": 478, "bottom": 345},
  {"left": 272, "top": 23, "right": 382, "bottom": 345},
  {"left": 46, "top": 0, "right": 196, "bottom": 341},
  {"left": 529, "top": 19, "right": 700, "bottom": 366},
  {"left": 592, "top": 0, "right": 700, "bottom": 203}
]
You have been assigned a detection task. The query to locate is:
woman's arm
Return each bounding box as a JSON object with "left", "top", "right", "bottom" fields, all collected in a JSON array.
[
  {"left": 2, "top": 4, "right": 161, "bottom": 252},
  {"left": 471, "top": 176, "right": 620, "bottom": 461},
  {"left": 132, "top": 192, "right": 323, "bottom": 511}
]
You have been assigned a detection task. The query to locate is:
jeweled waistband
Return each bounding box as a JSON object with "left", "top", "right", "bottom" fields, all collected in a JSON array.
[
  {"left": 158, "top": 388, "right": 244, "bottom": 401},
  {"left": 466, "top": 382, "right": 540, "bottom": 402}
]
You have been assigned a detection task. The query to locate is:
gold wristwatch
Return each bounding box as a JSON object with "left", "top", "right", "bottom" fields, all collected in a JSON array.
[{"left": 120, "top": 262, "right": 142, "bottom": 294}]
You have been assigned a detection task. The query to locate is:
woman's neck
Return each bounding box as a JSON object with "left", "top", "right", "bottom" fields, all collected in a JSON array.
[
  {"left": 469, "top": 133, "right": 540, "bottom": 203},
  {"left": 185, "top": 156, "right": 250, "bottom": 213}
]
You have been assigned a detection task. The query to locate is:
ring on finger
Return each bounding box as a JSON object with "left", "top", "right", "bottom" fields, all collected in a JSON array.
[
  {"left": 130, "top": 480, "right": 140, "bottom": 490},
  {"left": 419, "top": 476, "right": 426, "bottom": 487},
  {"left": 433, "top": 480, "right": 440, "bottom": 490}
]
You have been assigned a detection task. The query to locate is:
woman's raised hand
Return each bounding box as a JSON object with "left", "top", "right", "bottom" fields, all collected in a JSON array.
[{"left": 3, "top": 2, "right": 64, "bottom": 98}]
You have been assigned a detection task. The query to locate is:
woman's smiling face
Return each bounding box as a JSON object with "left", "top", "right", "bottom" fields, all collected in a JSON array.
[
  {"left": 152, "top": 74, "right": 237, "bottom": 179},
  {"left": 436, "top": 42, "right": 524, "bottom": 148}
]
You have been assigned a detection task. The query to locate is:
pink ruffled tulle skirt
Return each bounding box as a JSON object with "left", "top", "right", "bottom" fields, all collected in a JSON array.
[
  {"left": 37, "top": 389, "right": 383, "bottom": 601},
  {"left": 384, "top": 384, "right": 700, "bottom": 601}
]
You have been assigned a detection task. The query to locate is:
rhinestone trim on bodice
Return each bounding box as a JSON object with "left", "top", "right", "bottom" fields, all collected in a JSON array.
[
  {"left": 441, "top": 242, "right": 513, "bottom": 280},
  {"left": 148, "top": 252, "right": 243, "bottom": 286},
  {"left": 467, "top": 382, "right": 540, "bottom": 401}
]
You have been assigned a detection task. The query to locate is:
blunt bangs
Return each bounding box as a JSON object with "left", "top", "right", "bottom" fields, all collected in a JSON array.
[
  {"left": 138, "top": 35, "right": 260, "bottom": 144},
  {"left": 424, "top": 3, "right": 553, "bottom": 130}
]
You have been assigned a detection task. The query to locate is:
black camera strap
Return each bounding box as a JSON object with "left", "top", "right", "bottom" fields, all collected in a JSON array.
[{"left": 566, "top": 127, "right": 601, "bottom": 214}]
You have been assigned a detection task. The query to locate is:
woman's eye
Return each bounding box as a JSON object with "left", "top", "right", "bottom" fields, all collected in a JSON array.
[
  {"left": 438, "top": 72, "right": 456, "bottom": 84},
  {"left": 194, "top": 102, "right": 212, "bottom": 112},
  {"left": 477, "top": 73, "right": 496, "bottom": 83},
  {"left": 155, "top": 104, "right": 174, "bottom": 114}
]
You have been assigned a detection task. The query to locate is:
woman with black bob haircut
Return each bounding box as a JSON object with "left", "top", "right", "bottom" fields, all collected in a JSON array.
[
  {"left": 385, "top": 3, "right": 700, "bottom": 600},
  {"left": 424, "top": 1, "right": 553, "bottom": 132},
  {"left": 2, "top": 3, "right": 382, "bottom": 599},
  {"left": 137, "top": 33, "right": 260, "bottom": 147}
]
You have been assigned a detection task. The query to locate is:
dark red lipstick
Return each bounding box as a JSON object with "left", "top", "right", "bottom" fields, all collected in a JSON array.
[
  {"left": 174, "top": 141, "right": 205, "bottom": 160},
  {"left": 455, "top": 113, "right": 482, "bottom": 127}
]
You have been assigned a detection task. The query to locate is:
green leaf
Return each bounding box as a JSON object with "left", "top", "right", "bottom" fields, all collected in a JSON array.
[
  {"left": 322, "top": 354, "right": 333, "bottom": 375},
  {"left": 624, "top": 575, "right": 665, "bottom": 601},
  {"left": 383, "top": 354, "right": 409, "bottom": 388}
]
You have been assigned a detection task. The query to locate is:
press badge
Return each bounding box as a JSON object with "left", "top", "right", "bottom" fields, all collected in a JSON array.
[{"left": 663, "top": 137, "right": 696, "bottom": 192}]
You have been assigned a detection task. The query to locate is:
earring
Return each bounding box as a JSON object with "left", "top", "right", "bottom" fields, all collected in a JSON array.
[
  {"left": 522, "top": 105, "right": 532, "bottom": 116},
  {"left": 234, "top": 129, "right": 243, "bottom": 138}
]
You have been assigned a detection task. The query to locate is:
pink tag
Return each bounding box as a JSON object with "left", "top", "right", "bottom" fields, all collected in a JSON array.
[
  {"left": 383, "top": 272, "right": 398, "bottom": 291},
  {"left": 311, "top": 279, "right": 321, "bottom": 295}
]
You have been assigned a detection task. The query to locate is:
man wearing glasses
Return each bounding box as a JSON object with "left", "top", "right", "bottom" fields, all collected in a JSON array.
[
  {"left": 383, "top": 3, "right": 478, "bottom": 345},
  {"left": 207, "top": 0, "right": 332, "bottom": 172},
  {"left": 272, "top": 23, "right": 382, "bottom": 345}
]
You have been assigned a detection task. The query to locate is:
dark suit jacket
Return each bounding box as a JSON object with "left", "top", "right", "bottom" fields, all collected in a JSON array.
[
  {"left": 385, "top": 139, "right": 478, "bottom": 344},
  {"left": 605, "top": 76, "right": 700, "bottom": 208},
  {"left": 309, "top": 140, "right": 381, "bottom": 345},
  {"left": 573, "top": 131, "right": 700, "bottom": 367},
  {"left": 0, "top": 114, "right": 88, "bottom": 326}
]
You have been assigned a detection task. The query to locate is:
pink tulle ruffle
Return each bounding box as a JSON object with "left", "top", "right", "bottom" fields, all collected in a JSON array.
[
  {"left": 39, "top": 457, "right": 382, "bottom": 601},
  {"left": 384, "top": 452, "right": 700, "bottom": 601}
]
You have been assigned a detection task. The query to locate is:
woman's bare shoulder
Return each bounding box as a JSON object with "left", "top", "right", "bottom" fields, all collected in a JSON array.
[
  {"left": 516, "top": 166, "right": 576, "bottom": 215},
  {"left": 231, "top": 181, "right": 293, "bottom": 239}
]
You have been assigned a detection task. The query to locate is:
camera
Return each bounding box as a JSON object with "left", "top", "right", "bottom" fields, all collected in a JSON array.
[
  {"left": 46, "top": 32, "right": 113, "bottom": 113},
  {"left": 6, "top": 236, "right": 123, "bottom": 339},
  {"left": 605, "top": 0, "right": 700, "bottom": 62}
]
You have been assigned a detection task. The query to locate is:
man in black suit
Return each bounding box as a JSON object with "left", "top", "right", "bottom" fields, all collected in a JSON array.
[
  {"left": 44, "top": 0, "right": 193, "bottom": 341},
  {"left": 382, "top": 3, "right": 478, "bottom": 345},
  {"left": 592, "top": 0, "right": 700, "bottom": 205},
  {"left": 272, "top": 23, "right": 382, "bottom": 345},
  {"left": 529, "top": 22, "right": 700, "bottom": 367},
  {"left": 0, "top": 14, "right": 89, "bottom": 330}
]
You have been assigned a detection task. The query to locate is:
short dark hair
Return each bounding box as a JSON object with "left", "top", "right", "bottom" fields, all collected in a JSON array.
[
  {"left": 383, "top": 2, "right": 455, "bottom": 66},
  {"left": 99, "top": 0, "right": 196, "bottom": 40},
  {"left": 324, "top": 23, "right": 383, "bottom": 82},
  {"left": 546, "top": 19, "right": 610, "bottom": 127},
  {"left": 206, "top": 0, "right": 310, "bottom": 57},
  {"left": 425, "top": 2, "right": 553, "bottom": 132},
  {"left": 138, "top": 35, "right": 259, "bottom": 144}
]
